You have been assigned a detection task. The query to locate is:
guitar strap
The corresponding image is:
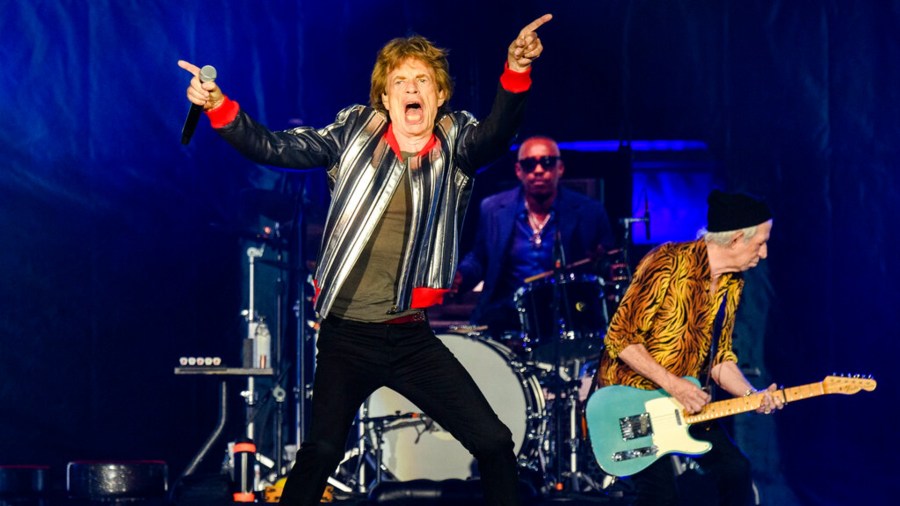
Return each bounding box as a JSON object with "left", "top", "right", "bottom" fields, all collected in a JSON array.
[{"left": 702, "top": 293, "right": 728, "bottom": 397}]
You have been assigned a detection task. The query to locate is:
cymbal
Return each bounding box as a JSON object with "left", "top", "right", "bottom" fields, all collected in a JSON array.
[{"left": 522, "top": 248, "right": 626, "bottom": 284}]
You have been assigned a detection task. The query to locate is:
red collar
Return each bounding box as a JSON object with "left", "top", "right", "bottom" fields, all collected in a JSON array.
[{"left": 384, "top": 123, "right": 438, "bottom": 159}]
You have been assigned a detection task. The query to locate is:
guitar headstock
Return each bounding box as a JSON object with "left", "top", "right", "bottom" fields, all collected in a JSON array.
[{"left": 822, "top": 374, "right": 877, "bottom": 394}]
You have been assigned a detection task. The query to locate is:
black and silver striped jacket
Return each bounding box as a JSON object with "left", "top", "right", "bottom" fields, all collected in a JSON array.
[{"left": 217, "top": 84, "right": 527, "bottom": 317}]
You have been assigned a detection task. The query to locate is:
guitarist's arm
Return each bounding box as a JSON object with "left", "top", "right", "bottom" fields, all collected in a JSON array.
[
  {"left": 618, "top": 343, "right": 712, "bottom": 414},
  {"left": 711, "top": 360, "right": 784, "bottom": 414}
]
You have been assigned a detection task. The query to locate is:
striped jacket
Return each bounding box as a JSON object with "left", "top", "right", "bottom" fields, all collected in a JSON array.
[{"left": 214, "top": 84, "right": 528, "bottom": 317}]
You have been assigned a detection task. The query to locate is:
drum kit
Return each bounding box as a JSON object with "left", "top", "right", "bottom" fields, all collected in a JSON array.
[
  {"left": 202, "top": 188, "right": 640, "bottom": 501},
  {"left": 328, "top": 250, "right": 633, "bottom": 499}
]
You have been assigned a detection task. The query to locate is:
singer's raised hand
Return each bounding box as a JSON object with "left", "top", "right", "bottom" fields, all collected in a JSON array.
[
  {"left": 507, "top": 14, "right": 552, "bottom": 72},
  {"left": 178, "top": 60, "right": 224, "bottom": 111}
]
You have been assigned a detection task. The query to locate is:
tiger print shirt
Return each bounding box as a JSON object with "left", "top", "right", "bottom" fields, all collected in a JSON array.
[{"left": 598, "top": 238, "right": 743, "bottom": 390}]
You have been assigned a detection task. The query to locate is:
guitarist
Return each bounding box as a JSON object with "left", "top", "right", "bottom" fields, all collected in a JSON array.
[{"left": 596, "top": 190, "right": 783, "bottom": 506}]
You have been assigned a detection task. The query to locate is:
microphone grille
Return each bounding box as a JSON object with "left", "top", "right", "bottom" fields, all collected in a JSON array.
[{"left": 199, "top": 65, "right": 217, "bottom": 83}]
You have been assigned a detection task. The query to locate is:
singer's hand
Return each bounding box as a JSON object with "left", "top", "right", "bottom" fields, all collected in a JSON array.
[
  {"left": 178, "top": 60, "right": 224, "bottom": 111},
  {"left": 507, "top": 14, "right": 552, "bottom": 72}
]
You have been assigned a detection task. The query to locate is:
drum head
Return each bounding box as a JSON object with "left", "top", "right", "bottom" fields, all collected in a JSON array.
[
  {"left": 364, "top": 334, "right": 542, "bottom": 481},
  {"left": 515, "top": 274, "right": 608, "bottom": 363}
]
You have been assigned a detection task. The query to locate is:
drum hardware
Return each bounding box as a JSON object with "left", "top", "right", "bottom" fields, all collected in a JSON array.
[
  {"left": 360, "top": 334, "right": 547, "bottom": 483},
  {"left": 523, "top": 256, "right": 595, "bottom": 284},
  {"left": 536, "top": 358, "right": 608, "bottom": 496},
  {"left": 445, "top": 323, "right": 489, "bottom": 336},
  {"left": 363, "top": 411, "right": 432, "bottom": 489},
  {"left": 515, "top": 274, "right": 608, "bottom": 363},
  {"left": 520, "top": 229, "right": 612, "bottom": 497}
]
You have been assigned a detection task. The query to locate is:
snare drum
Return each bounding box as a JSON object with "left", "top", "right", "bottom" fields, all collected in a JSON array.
[
  {"left": 515, "top": 274, "right": 608, "bottom": 363},
  {"left": 364, "top": 334, "right": 545, "bottom": 481}
]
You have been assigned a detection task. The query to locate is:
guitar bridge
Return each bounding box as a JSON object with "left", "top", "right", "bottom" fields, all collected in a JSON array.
[
  {"left": 619, "top": 413, "right": 653, "bottom": 440},
  {"left": 612, "top": 445, "right": 659, "bottom": 462}
]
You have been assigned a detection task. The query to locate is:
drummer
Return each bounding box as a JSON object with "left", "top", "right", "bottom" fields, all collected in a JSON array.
[{"left": 452, "top": 135, "right": 615, "bottom": 341}]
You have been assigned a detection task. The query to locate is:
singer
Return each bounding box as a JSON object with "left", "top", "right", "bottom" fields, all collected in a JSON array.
[
  {"left": 179, "top": 14, "right": 552, "bottom": 506},
  {"left": 452, "top": 135, "right": 615, "bottom": 338}
]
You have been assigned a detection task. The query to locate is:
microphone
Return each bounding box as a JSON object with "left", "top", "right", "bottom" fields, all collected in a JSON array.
[
  {"left": 644, "top": 195, "right": 651, "bottom": 241},
  {"left": 181, "top": 65, "right": 218, "bottom": 145},
  {"left": 553, "top": 227, "right": 566, "bottom": 272}
]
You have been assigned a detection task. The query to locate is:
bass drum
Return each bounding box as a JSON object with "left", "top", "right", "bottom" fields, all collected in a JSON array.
[{"left": 364, "top": 333, "right": 545, "bottom": 481}]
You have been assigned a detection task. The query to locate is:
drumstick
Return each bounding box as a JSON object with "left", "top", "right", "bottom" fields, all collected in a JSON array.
[{"left": 523, "top": 257, "right": 594, "bottom": 284}]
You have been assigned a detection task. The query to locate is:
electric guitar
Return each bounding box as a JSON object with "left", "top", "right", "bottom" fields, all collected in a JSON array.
[{"left": 585, "top": 375, "right": 876, "bottom": 477}]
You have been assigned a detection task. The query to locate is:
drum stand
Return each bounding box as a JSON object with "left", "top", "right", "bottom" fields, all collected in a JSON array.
[
  {"left": 543, "top": 359, "right": 606, "bottom": 496},
  {"left": 541, "top": 231, "right": 608, "bottom": 497},
  {"left": 327, "top": 405, "right": 426, "bottom": 496}
]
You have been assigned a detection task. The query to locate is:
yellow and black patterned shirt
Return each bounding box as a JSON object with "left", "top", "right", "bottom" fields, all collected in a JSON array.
[{"left": 598, "top": 238, "right": 743, "bottom": 390}]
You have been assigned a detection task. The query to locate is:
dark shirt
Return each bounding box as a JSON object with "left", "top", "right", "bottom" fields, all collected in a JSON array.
[
  {"left": 458, "top": 186, "right": 614, "bottom": 333},
  {"left": 331, "top": 167, "right": 421, "bottom": 322}
]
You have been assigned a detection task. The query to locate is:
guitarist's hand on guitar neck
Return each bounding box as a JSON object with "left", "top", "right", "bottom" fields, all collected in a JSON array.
[
  {"left": 752, "top": 383, "right": 785, "bottom": 415},
  {"left": 664, "top": 375, "right": 711, "bottom": 414}
]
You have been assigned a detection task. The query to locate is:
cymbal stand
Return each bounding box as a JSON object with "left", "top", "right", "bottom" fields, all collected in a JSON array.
[
  {"left": 547, "top": 228, "right": 575, "bottom": 493},
  {"left": 545, "top": 228, "right": 605, "bottom": 496}
]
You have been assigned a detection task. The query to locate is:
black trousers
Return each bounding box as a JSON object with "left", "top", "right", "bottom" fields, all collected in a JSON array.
[
  {"left": 629, "top": 422, "right": 754, "bottom": 506},
  {"left": 279, "top": 316, "right": 521, "bottom": 505}
]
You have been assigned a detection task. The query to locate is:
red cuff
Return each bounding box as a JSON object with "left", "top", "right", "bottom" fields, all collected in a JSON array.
[
  {"left": 499, "top": 62, "right": 532, "bottom": 93},
  {"left": 205, "top": 95, "right": 240, "bottom": 129},
  {"left": 410, "top": 287, "right": 449, "bottom": 309}
]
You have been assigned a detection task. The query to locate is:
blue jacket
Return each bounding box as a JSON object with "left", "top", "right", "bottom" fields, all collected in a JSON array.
[{"left": 457, "top": 186, "right": 614, "bottom": 324}]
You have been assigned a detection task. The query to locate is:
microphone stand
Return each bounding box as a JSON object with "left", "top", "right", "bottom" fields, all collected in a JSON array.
[{"left": 618, "top": 215, "right": 648, "bottom": 281}]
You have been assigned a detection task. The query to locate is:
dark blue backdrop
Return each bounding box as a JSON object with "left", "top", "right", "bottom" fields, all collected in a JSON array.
[{"left": 1, "top": 1, "right": 895, "bottom": 504}]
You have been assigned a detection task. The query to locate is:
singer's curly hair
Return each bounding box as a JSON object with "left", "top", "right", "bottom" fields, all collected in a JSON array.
[{"left": 370, "top": 35, "right": 453, "bottom": 117}]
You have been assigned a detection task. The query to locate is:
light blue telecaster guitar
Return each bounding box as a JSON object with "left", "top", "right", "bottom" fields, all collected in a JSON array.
[{"left": 585, "top": 375, "right": 876, "bottom": 477}]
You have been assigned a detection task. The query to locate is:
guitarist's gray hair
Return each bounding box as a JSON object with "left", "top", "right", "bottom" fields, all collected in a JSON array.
[{"left": 701, "top": 225, "right": 759, "bottom": 245}]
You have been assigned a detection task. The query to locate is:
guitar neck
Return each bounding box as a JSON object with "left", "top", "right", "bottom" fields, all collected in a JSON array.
[{"left": 684, "top": 381, "right": 825, "bottom": 424}]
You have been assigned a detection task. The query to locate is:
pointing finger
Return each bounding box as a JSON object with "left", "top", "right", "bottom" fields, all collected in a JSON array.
[
  {"left": 177, "top": 59, "right": 200, "bottom": 76},
  {"left": 519, "top": 13, "right": 553, "bottom": 36}
]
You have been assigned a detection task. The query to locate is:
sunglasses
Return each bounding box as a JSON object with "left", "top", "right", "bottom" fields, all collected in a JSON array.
[{"left": 518, "top": 155, "right": 560, "bottom": 173}]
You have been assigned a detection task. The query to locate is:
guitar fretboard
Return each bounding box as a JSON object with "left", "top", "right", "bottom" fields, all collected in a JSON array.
[{"left": 683, "top": 376, "right": 877, "bottom": 423}]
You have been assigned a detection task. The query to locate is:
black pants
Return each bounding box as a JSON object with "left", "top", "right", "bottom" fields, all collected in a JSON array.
[
  {"left": 629, "top": 422, "right": 754, "bottom": 506},
  {"left": 279, "top": 316, "right": 521, "bottom": 506}
]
